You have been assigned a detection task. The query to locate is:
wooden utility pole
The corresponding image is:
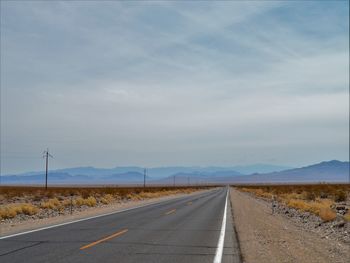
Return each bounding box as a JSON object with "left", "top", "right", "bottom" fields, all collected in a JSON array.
[
  {"left": 143, "top": 168, "right": 146, "bottom": 188},
  {"left": 43, "top": 148, "right": 53, "bottom": 190}
]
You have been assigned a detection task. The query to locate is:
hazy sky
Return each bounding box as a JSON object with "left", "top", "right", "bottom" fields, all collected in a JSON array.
[{"left": 1, "top": 1, "right": 349, "bottom": 174}]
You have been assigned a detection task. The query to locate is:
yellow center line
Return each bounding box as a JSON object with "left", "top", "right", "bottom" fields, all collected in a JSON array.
[
  {"left": 80, "top": 229, "right": 128, "bottom": 250},
  {"left": 165, "top": 209, "right": 176, "bottom": 215},
  {"left": 187, "top": 202, "right": 192, "bottom": 205}
]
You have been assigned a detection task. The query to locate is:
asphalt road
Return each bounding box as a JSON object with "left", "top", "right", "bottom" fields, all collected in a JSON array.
[{"left": 0, "top": 187, "right": 241, "bottom": 263}]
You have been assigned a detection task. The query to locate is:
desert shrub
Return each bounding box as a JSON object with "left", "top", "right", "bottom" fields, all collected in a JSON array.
[
  {"left": 41, "top": 198, "right": 61, "bottom": 209},
  {"left": 61, "top": 199, "right": 73, "bottom": 207},
  {"left": 319, "top": 208, "right": 337, "bottom": 222},
  {"left": 21, "top": 204, "right": 39, "bottom": 215},
  {"left": 0, "top": 203, "right": 39, "bottom": 219},
  {"left": 74, "top": 196, "right": 96, "bottom": 207},
  {"left": 286, "top": 198, "right": 334, "bottom": 215},
  {"left": 139, "top": 192, "right": 157, "bottom": 199},
  {"left": 0, "top": 206, "right": 18, "bottom": 219},
  {"left": 130, "top": 194, "right": 142, "bottom": 200},
  {"left": 85, "top": 196, "right": 97, "bottom": 207},
  {"left": 126, "top": 193, "right": 134, "bottom": 200},
  {"left": 105, "top": 194, "right": 114, "bottom": 201},
  {"left": 302, "top": 191, "right": 316, "bottom": 201},
  {"left": 287, "top": 199, "right": 310, "bottom": 211},
  {"left": 237, "top": 184, "right": 346, "bottom": 222},
  {"left": 100, "top": 197, "right": 108, "bottom": 204},
  {"left": 333, "top": 190, "right": 347, "bottom": 202},
  {"left": 75, "top": 197, "right": 85, "bottom": 206},
  {"left": 100, "top": 194, "right": 114, "bottom": 204}
]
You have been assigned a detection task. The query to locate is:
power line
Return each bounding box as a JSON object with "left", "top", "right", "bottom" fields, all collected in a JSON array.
[{"left": 42, "top": 148, "right": 53, "bottom": 190}]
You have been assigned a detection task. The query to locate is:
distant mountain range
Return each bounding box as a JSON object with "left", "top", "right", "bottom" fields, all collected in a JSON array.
[
  {"left": 1, "top": 161, "right": 348, "bottom": 185},
  {"left": 230, "top": 160, "right": 349, "bottom": 183}
]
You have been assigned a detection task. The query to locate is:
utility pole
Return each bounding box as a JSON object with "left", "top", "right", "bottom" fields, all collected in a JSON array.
[
  {"left": 173, "top": 175, "right": 175, "bottom": 187},
  {"left": 43, "top": 148, "right": 53, "bottom": 190},
  {"left": 143, "top": 168, "right": 146, "bottom": 188}
]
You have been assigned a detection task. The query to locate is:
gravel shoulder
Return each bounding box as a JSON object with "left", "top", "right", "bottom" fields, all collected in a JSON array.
[
  {"left": 0, "top": 189, "right": 209, "bottom": 237},
  {"left": 230, "top": 187, "right": 350, "bottom": 263}
]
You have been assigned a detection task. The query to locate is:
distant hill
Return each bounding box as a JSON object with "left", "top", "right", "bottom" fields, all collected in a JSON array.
[
  {"left": 1, "top": 172, "right": 90, "bottom": 184},
  {"left": 3, "top": 164, "right": 290, "bottom": 178},
  {"left": 1, "top": 161, "right": 347, "bottom": 185},
  {"left": 101, "top": 172, "right": 146, "bottom": 183},
  {"left": 230, "top": 160, "right": 349, "bottom": 183},
  {"left": 151, "top": 170, "right": 243, "bottom": 185},
  {"left": 230, "top": 164, "right": 292, "bottom": 175}
]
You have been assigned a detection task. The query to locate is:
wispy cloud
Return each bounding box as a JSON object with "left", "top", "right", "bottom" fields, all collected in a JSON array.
[{"left": 1, "top": 1, "right": 348, "bottom": 173}]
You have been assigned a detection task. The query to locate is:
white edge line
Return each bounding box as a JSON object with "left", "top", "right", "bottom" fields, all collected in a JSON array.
[
  {"left": 0, "top": 190, "right": 213, "bottom": 240},
  {"left": 213, "top": 187, "right": 228, "bottom": 263}
]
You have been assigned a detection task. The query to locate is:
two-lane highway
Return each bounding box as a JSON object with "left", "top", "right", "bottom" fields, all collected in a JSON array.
[{"left": 0, "top": 187, "right": 241, "bottom": 263}]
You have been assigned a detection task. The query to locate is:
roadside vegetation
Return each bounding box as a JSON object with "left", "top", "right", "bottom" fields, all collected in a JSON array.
[
  {"left": 0, "top": 186, "right": 211, "bottom": 220},
  {"left": 235, "top": 184, "right": 349, "bottom": 222}
]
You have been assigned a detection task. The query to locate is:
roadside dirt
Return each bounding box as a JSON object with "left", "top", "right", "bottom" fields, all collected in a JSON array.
[
  {"left": 0, "top": 190, "right": 209, "bottom": 237},
  {"left": 230, "top": 187, "right": 350, "bottom": 263}
]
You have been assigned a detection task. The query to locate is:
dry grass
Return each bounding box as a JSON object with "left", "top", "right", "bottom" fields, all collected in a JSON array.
[
  {"left": 74, "top": 196, "right": 102, "bottom": 206},
  {"left": 287, "top": 198, "right": 334, "bottom": 216},
  {"left": 61, "top": 199, "right": 73, "bottom": 207},
  {"left": 40, "top": 198, "right": 61, "bottom": 209},
  {"left": 0, "top": 203, "right": 38, "bottom": 219},
  {"left": 236, "top": 184, "right": 349, "bottom": 222},
  {"left": 21, "top": 204, "right": 39, "bottom": 215},
  {"left": 84, "top": 196, "right": 97, "bottom": 207},
  {"left": 0, "top": 207, "right": 17, "bottom": 219},
  {"left": 0, "top": 186, "right": 210, "bottom": 220},
  {"left": 1, "top": 186, "right": 209, "bottom": 200},
  {"left": 100, "top": 194, "right": 114, "bottom": 204},
  {"left": 319, "top": 208, "right": 337, "bottom": 222}
]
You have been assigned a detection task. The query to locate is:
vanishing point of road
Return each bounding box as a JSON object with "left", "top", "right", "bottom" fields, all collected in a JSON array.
[{"left": 0, "top": 187, "right": 241, "bottom": 263}]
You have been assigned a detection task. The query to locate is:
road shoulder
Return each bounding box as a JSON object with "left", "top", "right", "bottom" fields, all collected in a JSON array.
[{"left": 230, "top": 187, "right": 350, "bottom": 263}]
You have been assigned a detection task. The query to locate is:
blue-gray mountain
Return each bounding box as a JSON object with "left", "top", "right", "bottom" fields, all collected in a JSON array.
[
  {"left": 1, "top": 161, "right": 348, "bottom": 184},
  {"left": 1, "top": 164, "right": 288, "bottom": 183},
  {"left": 230, "top": 160, "right": 349, "bottom": 183}
]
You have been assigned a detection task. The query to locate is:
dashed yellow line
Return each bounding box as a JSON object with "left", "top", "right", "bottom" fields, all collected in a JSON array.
[
  {"left": 165, "top": 209, "right": 176, "bottom": 215},
  {"left": 80, "top": 229, "right": 128, "bottom": 250}
]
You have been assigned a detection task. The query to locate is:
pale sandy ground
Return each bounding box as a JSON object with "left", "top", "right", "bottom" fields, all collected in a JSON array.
[
  {"left": 230, "top": 188, "right": 350, "bottom": 263},
  {"left": 1, "top": 189, "right": 210, "bottom": 237}
]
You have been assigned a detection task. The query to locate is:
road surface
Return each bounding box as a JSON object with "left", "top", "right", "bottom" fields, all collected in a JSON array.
[{"left": 0, "top": 187, "right": 241, "bottom": 263}]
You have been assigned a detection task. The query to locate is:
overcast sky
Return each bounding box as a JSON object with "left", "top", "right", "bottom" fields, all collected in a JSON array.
[{"left": 1, "top": 1, "right": 349, "bottom": 174}]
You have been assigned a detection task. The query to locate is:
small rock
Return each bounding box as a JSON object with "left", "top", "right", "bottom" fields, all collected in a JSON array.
[
  {"left": 336, "top": 206, "right": 345, "bottom": 211},
  {"left": 333, "top": 222, "right": 345, "bottom": 228}
]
